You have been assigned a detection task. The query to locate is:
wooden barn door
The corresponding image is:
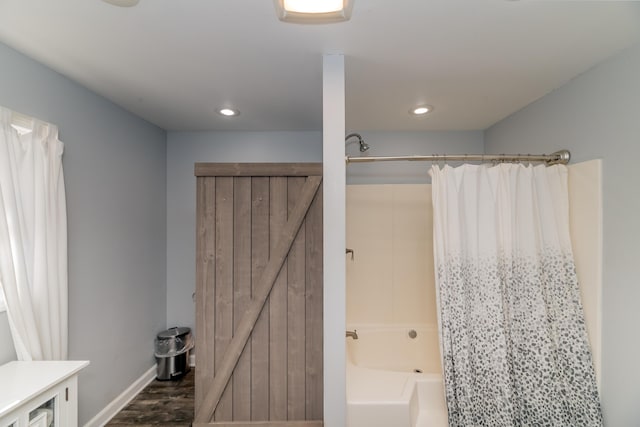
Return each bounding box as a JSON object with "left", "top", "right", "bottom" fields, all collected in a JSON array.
[{"left": 194, "top": 163, "right": 323, "bottom": 427}]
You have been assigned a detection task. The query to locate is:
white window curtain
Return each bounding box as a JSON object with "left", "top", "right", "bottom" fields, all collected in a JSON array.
[
  {"left": 0, "top": 105, "right": 67, "bottom": 361},
  {"left": 430, "top": 163, "right": 601, "bottom": 426}
]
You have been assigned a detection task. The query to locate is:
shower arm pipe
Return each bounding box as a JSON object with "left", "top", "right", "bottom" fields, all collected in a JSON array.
[{"left": 345, "top": 149, "right": 571, "bottom": 166}]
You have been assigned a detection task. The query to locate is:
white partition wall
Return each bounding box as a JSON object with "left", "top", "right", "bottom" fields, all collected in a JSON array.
[{"left": 323, "top": 54, "right": 346, "bottom": 427}]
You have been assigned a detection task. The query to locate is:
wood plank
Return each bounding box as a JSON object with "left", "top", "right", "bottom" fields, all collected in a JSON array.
[
  {"left": 287, "top": 177, "right": 307, "bottom": 420},
  {"left": 214, "top": 177, "right": 234, "bottom": 421},
  {"left": 194, "top": 421, "right": 323, "bottom": 427},
  {"left": 195, "top": 163, "right": 323, "bottom": 177},
  {"left": 232, "top": 177, "right": 252, "bottom": 421},
  {"left": 251, "top": 177, "right": 270, "bottom": 421},
  {"left": 269, "top": 177, "right": 288, "bottom": 421},
  {"left": 196, "top": 177, "right": 216, "bottom": 414},
  {"left": 305, "top": 183, "right": 323, "bottom": 420},
  {"left": 195, "top": 177, "right": 205, "bottom": 413},
  {"left": 195, "top": 176, "right": 322, "bottom": 423}
]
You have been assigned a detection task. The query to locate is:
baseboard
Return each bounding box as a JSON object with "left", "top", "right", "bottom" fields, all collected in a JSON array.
[
  {"left": 84, "top": 364, "right": 157, "bottom": 427},
  {"left": 190, "top": 353, "right": 195, "bottom": 367}
]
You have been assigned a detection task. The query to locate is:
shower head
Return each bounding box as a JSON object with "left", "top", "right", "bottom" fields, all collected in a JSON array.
[{"left": 345, "top": 132, "right": 370, "bottom": 152}]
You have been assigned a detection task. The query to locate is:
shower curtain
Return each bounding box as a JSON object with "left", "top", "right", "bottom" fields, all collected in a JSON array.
[{"left": 430, "top": 163, "right": 602, "bottom": 426}]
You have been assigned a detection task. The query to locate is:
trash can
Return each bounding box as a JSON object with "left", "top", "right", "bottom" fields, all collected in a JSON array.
[{"left": 155, "top": 327, "right": 193, "bottom": 380}]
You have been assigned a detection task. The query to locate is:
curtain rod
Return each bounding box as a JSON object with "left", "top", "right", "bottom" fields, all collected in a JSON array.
[{"left": 346, "top": 150, "right": 571, "bottom": 165}]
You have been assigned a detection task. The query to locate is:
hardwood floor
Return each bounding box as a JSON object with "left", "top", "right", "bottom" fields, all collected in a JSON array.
[{"left": 106, "top": 369, "right": 194, "bottom": 426}]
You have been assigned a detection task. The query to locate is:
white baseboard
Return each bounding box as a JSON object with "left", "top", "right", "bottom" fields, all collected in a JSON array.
[
  {"left": 189, "top": 353, "right": 195, "bottom": 367},
  {"left": 84, "top": 364, "right": 157, "bottom": 427}
]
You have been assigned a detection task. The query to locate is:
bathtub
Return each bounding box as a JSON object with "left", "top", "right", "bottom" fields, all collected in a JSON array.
[{"left": 346, "top": 325, "right": 448, "bottom": 427}]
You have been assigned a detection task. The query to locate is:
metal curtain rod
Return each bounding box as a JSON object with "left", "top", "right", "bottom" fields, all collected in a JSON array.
[{"left": 346, "top": 149, "right": 571, "bottom": 165}]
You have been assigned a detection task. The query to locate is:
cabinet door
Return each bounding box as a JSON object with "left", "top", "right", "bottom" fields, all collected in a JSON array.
[
  {"left": 0, "top": 418, "right": 19, "bottom": 427},
  {"left": 0, "top": 406, "right": 23, "bottom": 426},
  {"left": 25, "top": 377, "right": 77, "bottom": 427},
  {"left": 28, "top": 395, "right": 56, "bottom": 427}
]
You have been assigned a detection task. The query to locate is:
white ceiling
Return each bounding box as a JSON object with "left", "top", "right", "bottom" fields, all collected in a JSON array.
[{"left": 0, "top": 0, "right": 639, "bottom": 131}]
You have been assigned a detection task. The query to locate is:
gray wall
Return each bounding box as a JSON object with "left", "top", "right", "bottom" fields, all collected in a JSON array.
[
  {"left": 485, "top": 43, "right": 640, "bottom": 426},
  {"left": 166, "top": 131, "right": 322, "bottom": 330},
  {"left": 346, "top": 131, "right": 484, "bottom": 184},
  {"left": 0, "top": 43, "right": 167, "bottom": 424},
  {"left": 0, "top": 311, "right": 16, "bottom": 363}
]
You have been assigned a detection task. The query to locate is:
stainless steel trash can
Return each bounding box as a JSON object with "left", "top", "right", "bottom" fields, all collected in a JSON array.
[{"left": 155, "top": 327, "right": 193, "bottom": 380}]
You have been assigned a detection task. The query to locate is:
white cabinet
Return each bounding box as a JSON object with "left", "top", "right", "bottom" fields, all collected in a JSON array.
[{"left": 0, "top": 361, "right": 89, "bottom": 427}]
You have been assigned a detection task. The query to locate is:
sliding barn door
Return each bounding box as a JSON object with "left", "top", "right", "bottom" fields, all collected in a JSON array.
[{"left": 194, "top": 163, "right": 323, "bottom": 427}]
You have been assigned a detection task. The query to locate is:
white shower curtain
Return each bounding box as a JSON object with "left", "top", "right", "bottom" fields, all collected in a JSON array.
[
  {"left": 431, "top": 163, "right": 601, "bottom": 426},
  {"left": 0, "top": 106, "right": 67, "bottom": 360}
]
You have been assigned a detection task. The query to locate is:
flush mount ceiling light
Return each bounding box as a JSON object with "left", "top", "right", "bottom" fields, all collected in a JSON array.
[
  {"left": 218, "top": 108, "right": 240, "bottom": 117},
  {"left": 101, "top": 0, "right": 140, "bottom": 6},
  {"left": 274, "top": 0, "right": 354, "bottom": 23},
  {"left": 409, "top": 105, "right": 434, "bottom": 116}
]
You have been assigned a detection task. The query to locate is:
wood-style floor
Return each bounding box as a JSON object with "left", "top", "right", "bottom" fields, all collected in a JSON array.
[{"left": 106, "top": 369, "right": 194, "bottom": 426}]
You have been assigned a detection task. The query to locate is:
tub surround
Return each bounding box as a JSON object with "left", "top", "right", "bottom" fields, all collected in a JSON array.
[
  {"left": 346, "top": 172, "right": 603, "bottom": 426},
  {"left": 346, "top": 184, "right": 443, "bottom": 427},
  {"left": 347, "top": 325, "right": 440, "bottom": 374},
  {"left": 346, "top": 184, "right": 436, "bottom": 326}
]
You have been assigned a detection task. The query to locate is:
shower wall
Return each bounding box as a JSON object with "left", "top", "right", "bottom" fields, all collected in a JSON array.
[
  {"left": 346, "top": 163, "right": 602, "bottom": 385},
  {"left": 346, "top": 184, "right": 436, "bottom": 326},
  {"left": 568, "top": 159, "right": 603, "bottom": 386}
]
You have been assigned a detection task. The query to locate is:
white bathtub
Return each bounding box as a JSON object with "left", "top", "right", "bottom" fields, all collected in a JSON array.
[{"left": 346, "top": 325, "right": 448, "bottom": 427}]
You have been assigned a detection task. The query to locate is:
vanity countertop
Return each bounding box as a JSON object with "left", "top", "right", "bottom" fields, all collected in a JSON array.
[{"left": 0, "top": 360, "right": 89, "bottom": 418}]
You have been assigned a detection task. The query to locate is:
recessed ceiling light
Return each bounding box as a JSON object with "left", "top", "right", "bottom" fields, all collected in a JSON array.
[
  {"left": 274, "top": 0, "right": 354, "bottom": 23},
  {"left": 218, "top": 108, "right": 240, "bottom": 117},
  {"left": 410, "top": 105, "right": 434, "bottom": 116},
  {"left": 284, "top": 0, "right": 343, "bottom": 13}
]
